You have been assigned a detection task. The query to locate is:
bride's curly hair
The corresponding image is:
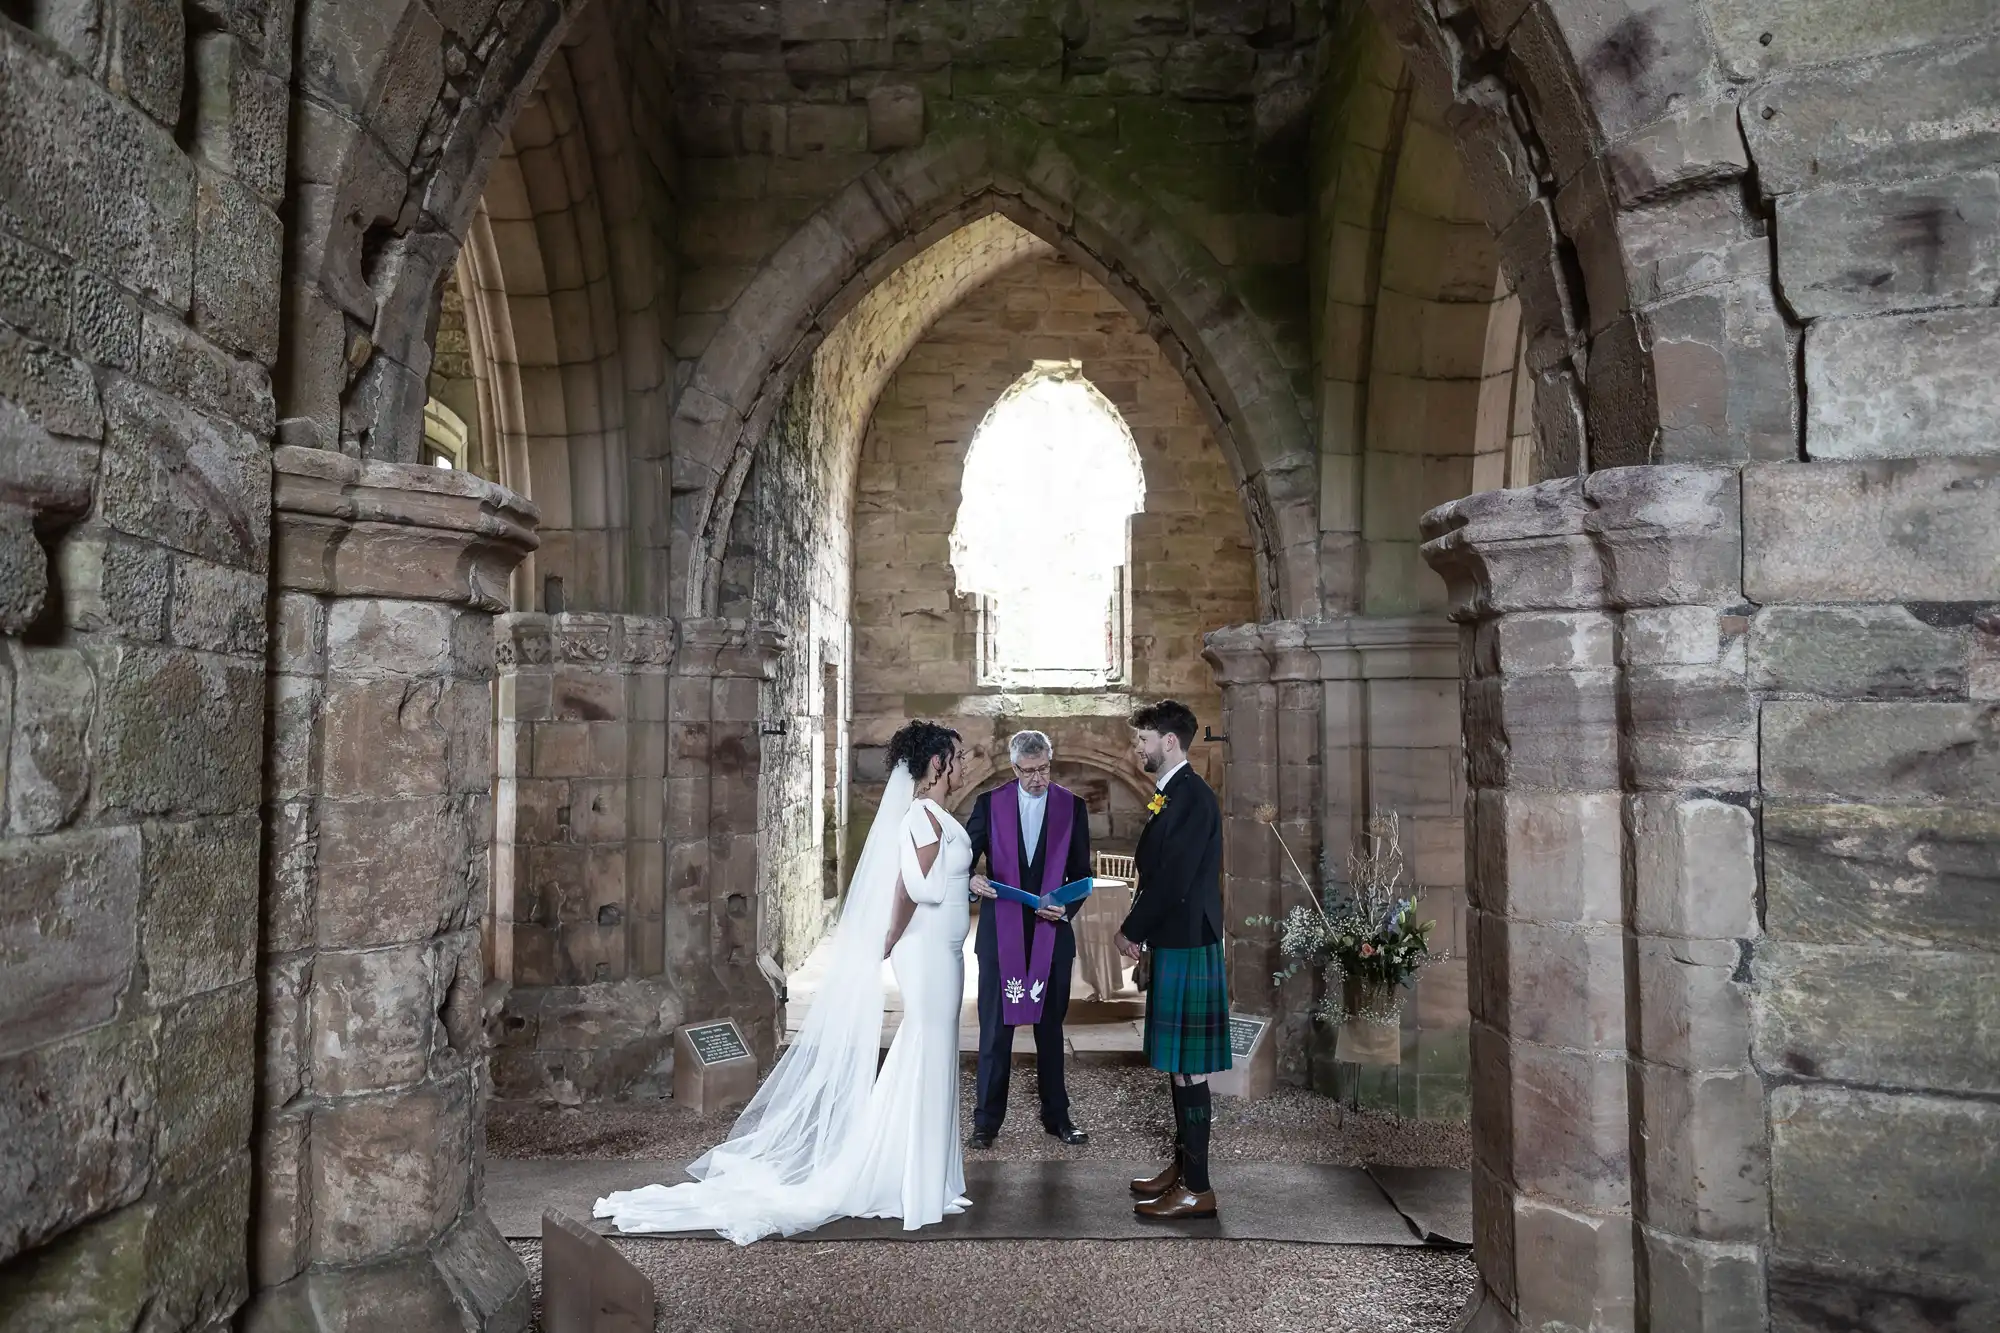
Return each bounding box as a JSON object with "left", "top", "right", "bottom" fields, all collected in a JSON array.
[{"left": 886, "top": 720, "right": 960, "bottom": 782}]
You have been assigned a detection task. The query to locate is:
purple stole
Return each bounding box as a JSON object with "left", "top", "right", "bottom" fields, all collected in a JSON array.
[{"left": 988, "top": 781, "right": 1075, "bottom": 1027}]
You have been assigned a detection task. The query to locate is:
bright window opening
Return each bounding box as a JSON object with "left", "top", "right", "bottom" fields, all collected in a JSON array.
[{"left": 951, "top": 361, "right": 1145, "bottom": 688}]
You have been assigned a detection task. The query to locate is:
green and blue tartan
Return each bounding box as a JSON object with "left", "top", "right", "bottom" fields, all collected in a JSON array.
[{"left": 1142, "top": 942, "right": 1233, "bottom": 1076}]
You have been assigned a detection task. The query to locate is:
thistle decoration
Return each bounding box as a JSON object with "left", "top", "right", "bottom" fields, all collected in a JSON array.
[{"left": 1245, "top": 809, "right": 1444, "bottom": 1027}]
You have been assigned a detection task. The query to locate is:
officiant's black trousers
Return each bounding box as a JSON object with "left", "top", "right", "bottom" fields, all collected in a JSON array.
[{"left": 973, "top": 927, "right": 1075, "bottom": 1134}]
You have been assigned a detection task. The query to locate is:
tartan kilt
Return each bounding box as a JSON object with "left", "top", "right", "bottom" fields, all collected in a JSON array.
[{"left": 1142, "top": 942, "right": 1232, "bottom": 1075}]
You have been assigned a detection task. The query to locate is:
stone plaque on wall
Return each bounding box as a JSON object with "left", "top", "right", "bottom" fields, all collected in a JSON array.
[
  {"left": 1210, "top": 1013, "right": 1276, "bottom": 1100},
  {"left": 673, "top": 1019, "right": 758, "bottom": 1115}
]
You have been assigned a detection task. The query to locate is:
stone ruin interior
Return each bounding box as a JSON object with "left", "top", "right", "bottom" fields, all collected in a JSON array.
[{"left": 0, "top": 0, "right": 1995, "bottom": 1327}]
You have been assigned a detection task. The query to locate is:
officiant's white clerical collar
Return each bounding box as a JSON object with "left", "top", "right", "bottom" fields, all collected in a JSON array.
[{"left": 1154, "top": 759, "right": 1188, "bottom": 792}]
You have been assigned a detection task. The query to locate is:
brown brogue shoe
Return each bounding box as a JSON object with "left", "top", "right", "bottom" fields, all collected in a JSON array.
[
  {"left": 1134, "top": 1186, "right": 1218, "bottom": 1220},
  {"left": 1130, "top": 1159, "right": 1180, "bottom": 1197}
]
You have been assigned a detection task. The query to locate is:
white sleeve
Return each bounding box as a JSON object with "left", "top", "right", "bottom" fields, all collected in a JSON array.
[{"left": 899, "top": 803, "right": 948, "bottom": 905}]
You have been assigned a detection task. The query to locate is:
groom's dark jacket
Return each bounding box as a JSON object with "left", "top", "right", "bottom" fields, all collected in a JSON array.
[
  {"left": 965, "top": 782, "right": 1092, "bottom": 957},
  {"left": 1120, "top": 764, "right": 1224, "bottom": 949}
]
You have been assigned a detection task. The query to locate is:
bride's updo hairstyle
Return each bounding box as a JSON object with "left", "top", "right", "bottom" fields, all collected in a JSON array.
[{"left": 886, "top": 720, "right": 960, "bottom": 782}]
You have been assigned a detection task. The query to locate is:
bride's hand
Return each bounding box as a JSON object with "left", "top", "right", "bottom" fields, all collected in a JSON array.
[{"left": 970, "top": 875, "right": 997, "bottom": 899}]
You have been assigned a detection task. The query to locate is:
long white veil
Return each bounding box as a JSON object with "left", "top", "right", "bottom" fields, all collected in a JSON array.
[{"left": 594, "top": 767, "right": 916, "bottom": 1243}]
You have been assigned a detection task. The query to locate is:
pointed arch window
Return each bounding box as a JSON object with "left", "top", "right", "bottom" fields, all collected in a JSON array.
[{"left": 951, "top": 361, "right": 1146, "bottom": 688}]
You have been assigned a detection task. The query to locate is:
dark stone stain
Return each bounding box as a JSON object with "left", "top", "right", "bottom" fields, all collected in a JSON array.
[
  {"left": 559, "top": 691, "right": 613, "bottom": 721},
  {"left": 1783, "top": 1051, "right": 1820, "bottom": 1077},
  {"left": 1892, "top": 201, "right": 1951, "bottom": 294},
  {"left": 1906, "top": 602, "right": 1983, "bottom": 629},
  {"left": 597, "top": 903, "right": 622, "bottom": 927},
  {"left": 1583, "top": 14, "right": 1658, "bottom": 87},
  {"left": 1732, "top": 939, "right": 1754, "bottom": 985}
]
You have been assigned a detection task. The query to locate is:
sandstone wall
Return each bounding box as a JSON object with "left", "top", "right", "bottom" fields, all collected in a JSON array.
[
  {"left": 847, "top": 253, "right": 1258, "bottom": 849},
  {"left": 0, "top": 7, "right": 281, "bottom": 1324}
]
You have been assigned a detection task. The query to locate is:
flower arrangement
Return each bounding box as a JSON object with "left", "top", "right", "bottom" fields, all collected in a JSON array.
[{"left": 1245, "top": 806, "right": 1442, "bottom": 1033}]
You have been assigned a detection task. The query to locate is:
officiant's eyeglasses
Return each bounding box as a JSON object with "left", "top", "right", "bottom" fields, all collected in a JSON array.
[{"left": 1014, "top": 761, "right": 1051, "bottom": 778}]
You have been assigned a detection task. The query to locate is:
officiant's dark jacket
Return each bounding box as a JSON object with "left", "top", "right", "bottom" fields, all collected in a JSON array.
[
  {"left": 1120, "top": 764, "right": 1224, "bottom": 948},
  {"left": 965, "top": 784, "right": 1093, "bottom": 962}
]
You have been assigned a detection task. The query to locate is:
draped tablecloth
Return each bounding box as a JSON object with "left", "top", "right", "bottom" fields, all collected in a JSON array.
[{"left": 1073, "top": 877, "right": 1134, "bottom": 1001}]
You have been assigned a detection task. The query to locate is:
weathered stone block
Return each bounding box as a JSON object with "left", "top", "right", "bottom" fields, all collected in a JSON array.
[
  {"left": 0, "top": 228, "right": 69, "bottom": 345},
  {"left": 1511, "top": 1195, "right": 1635, "bottom": 1332},
  {"left": 140, "top": 814, "right": 260, "bottom": 1005},
  {"left": 1763, "top": 701, "right": 2000, "bottom": 804},
  {"left": 5, "top": 644, "right": 96, "bottom": 834},
  {"left": 0, "top": 324, "right": 103, "bottom": 440},
  {"left": 780, "top": 0, "right": 884, "bottom": 40},
  {"left": 1755, "top": 941, "right": 1998, "bottom": 1094},
  {"left": 69, "top": 268, "right": 141, "bottom": 371},
  {"left": 1623, "top": 666, "right": 1758, "bottom": 791},
  {"left": 1744, "top": 459, "right": 2000, "bottom": 604},
  {"left": 1464, "top": 671, "right": 1620, "bottom": 791},
  {"left": 1630, "top": 795, "right": 1757, "bottom": 940},
  {"left": 0, "top": 826, "right": 142, "bottom": 1056},
  {"left": 1749, "top": 605, "right": 1969, "bottom": 698},
  {"left": 0, "top": 28, "right": 195, "bottom": 309},
  {"left": 542, "top": 1209, "right": 650, "bottom": 1333},
  {"left": 309, "top": 1078, "right": 472, "bottom": 1263},
  {"left": 192, "top": 168, "right": 283, "bottom": 363},
  {"left": 1768, "top": 1256, "right": 2000, "bottom": 1333},
  {"left": 1508, "top": 1039, "right": 1632, "bottom": 1211},
  {"left": 0, "top": 1021, "right": 156, "bottom": 1263},
  {"left": 1764, "top": 802, "right": 2000, "bottom": 951},
  {"left": 1469, "top": 788, "right": 1623, "bottom": 924},
  {"left": 108, "top": 0, "right": 186, "bottom": 125},
  {"left": 143, "top": 1155, "right": 251, "bottom": 1329},
  {"left": 1636, "top": 935, "right": 1752, "bottom": 1073},
  {"left": 1473, "top": 912, "right": 1626, "bottom": 1053},
  {"left": 157, "top": 982, "right": 256, "bottom": 1187},
  {"left": 139, "top": 309, "right": 275, "bottom": 432},
  {"left": 1739, "top": 25, "right": 2000, "bottom": 189},
  {"left": 102, "top": 377, "right": 269, "bottom": 572},
  {"left": 57, "top": 531, "right": 172, "bottom": 641},
  {"left": 170, "top": 554, "right": 268, "bottom": 656},
  {"left": 1807, "top": 308, "right": 2000, "bottom": 460},
  {"left": 866, "top": 84, "right": 924, "bottom": 150},
  {"left": 434, "top": 1211, "right": 532, "bottom": 1332},
  {"left": 1771, "top": 1084, "right": 2000, "bottom": 1284},
  {"left": 91, "top": 642, "right": 266, "bottom": 817},
  {"left": 1643, "top": 1227, "right": 1767, "bottom": 1333},
  {"left": 786, "top": 103, "right": 868, "bottom": 154},
  {"left": 315, "top": 795, "right": 482, "bottom": 948},
  {"left": 1777, "top": 172, "right": 2000, "bottom": 319},
  {"left": 309, "top": 942, "right": 438, "bottom": 1096},
  {"left": 322, "top": 676, "right": 451, "bottom": 799},
  {"left": 1637, "top": 1063, "right": 1768, "bottom": 1241},
  {"left": 189, "top": 34, "right": 289, "bottom": 205},
  {"left": 0, "top": 1199, "right": 149, "bottom": 1331}
]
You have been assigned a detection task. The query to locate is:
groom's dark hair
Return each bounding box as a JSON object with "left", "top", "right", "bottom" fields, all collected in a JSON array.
[
  {"left": 1129, "top": 699, "right": 1197, "bottom": 750},
  {"left": 887, "top": 720, "right": 961, "bottom": 781}
]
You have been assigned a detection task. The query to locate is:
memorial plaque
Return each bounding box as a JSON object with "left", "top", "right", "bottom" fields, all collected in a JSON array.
[
  {"left": 673, "top": 1018, "right": 758, "bottom": 1115},
  {"left": 686, "top": 1020, "right": 751, "bottom": 1065},
  {"left": 543, "top": 1210, "right": 653, "bottom": 1333},
  {"left": 1210, "top": 1012, "right": 1276, "bottom": 1100}
]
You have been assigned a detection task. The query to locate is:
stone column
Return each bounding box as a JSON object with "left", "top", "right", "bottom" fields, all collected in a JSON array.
[
  {"left": 1305, "top": 615, "right": 1468, "bottom": 1117},
  {"left": 491, "top": 613, "right": 678, "bottom": 1104},
  {"left": 249, "top": 447, "right": 538, "bottom": 1331},
  {"left": 665, "top": 618, "right": 788, "bottom": 1064},
  {"left": 1422, "top": 465, "right": 1763, "bottom": 1333}
]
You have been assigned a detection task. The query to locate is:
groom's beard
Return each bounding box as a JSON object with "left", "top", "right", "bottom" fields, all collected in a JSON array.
[{"left": 1141, "top": 752, "right": 1161, "bottom": 773}]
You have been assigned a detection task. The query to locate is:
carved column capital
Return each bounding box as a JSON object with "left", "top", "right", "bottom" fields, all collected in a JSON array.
[
  {"left": 1201, "top": 621, "right": 1275, "bottom": 686},
  {"left": 673, "top": 617, "right": 788, "bottom": 679},
  {"left": 271, "top": 445, "right": 539, "bottom": 610}
]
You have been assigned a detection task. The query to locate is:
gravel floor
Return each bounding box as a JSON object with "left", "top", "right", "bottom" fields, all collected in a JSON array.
[
  {"left": 513, "top": 1236, "right": 1477, "bottom": 1333},
  {"left": 490, "top": 1063, "right": 1471, "bottom": 1170}
]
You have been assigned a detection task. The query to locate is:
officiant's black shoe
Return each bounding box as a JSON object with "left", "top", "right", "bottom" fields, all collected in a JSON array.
[
  {"left": 1130, "top": 1160, "right": 1179, "bottom": 1197},
  {"left": 969, "top": 1128, "right": 997, "bottom": 1149},
  {"left": 1046, "top": 1122, "right": 1089, "bottom": 1146},
  {"left": 1135, "top": 1186, "right": 1218, "bottom": 1220}
]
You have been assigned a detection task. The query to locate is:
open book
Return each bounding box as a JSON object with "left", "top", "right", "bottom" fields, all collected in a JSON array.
[{"left": 989, "top": 877, "right": 1096, "bottom": 913}]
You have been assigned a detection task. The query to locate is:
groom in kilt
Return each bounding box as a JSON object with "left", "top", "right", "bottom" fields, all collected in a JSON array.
[{"left": 1115, "top": 699, "right": 1229, "bottom": 1219}]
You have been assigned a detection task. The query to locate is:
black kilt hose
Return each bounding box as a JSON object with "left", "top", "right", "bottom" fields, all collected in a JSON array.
[{"left": 1119, "top": 763, "right": 1231, "bottom": 1077}]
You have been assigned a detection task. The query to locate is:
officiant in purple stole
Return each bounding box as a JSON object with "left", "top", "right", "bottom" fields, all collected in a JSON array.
[{"left": 965, "top": 731, "right": 1093, "bottom": 1148}]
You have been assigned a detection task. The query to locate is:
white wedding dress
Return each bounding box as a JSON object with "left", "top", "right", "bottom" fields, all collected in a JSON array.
[{"left": 594, "top": 769, "right": 972, "bottom": 1243}]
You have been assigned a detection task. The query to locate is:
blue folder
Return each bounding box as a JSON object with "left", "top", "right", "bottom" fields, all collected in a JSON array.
[{"left": 990, "top": 877, "right": 1095, "bottom": 912}]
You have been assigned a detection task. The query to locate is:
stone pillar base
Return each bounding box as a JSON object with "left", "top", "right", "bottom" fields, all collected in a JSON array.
[{"left": 242, "top": 1214, "right": 528, "bottom": 1333}]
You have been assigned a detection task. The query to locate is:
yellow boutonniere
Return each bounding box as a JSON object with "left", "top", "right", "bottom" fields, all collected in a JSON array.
[{"left": 1147, "top": 792, "right": 1168, "bottom": 816}]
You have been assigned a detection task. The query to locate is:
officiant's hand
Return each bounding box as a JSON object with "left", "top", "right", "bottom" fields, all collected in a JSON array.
[
  {"left": 970, "top": 874, "right": 997, "bottom": 899},
  {"left": 1035, "top": 903, "right": 1065, "bottom": 922},
  {"left": 1115, "top": 932, "right": 1142, "bottom": 961}
]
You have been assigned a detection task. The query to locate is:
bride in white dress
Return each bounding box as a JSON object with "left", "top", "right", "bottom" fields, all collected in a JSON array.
[{"left": 595, "top": 721, "right": 973, "bottom": 1243}]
